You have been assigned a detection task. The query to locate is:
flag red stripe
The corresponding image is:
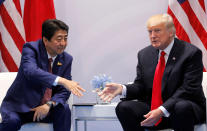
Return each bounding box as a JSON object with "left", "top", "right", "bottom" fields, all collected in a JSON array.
[
  {"left": 0, "top": 4, "right": 24, "bottom": 52},
  {"left": 199, "top": 0, "right": 205, "bottom": 12},
  {"left": 167, "top": 7, "right": 190, "bottom": 43},
  {"left": 180, "top": 1, "right": 207, "bottom": 50},
  {"left": 0, "top": 35, "right": 18, "bottom": 71},
  {"left": 23, "top": 0, "right": 56, "bottom": 42},
  {"left": 13, "top": 0, "right": 22, "bottom": 16}
]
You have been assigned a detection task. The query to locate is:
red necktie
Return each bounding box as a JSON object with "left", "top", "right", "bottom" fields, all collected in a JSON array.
[
  {"left": 151, "top": 51, "right": 166, "bottom": 126},
  {"left": 40, "top": 58, "right": 53, "bottom": 105}
]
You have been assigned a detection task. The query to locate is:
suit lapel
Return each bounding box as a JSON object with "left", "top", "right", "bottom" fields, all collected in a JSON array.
[
  {"left": 53, "top": 54, "right": 64, "bottom": 75},
  {"left": 152, "top": 48, "right": 159, "bottom": 70},
  {"left": 39, "top": 40, "right": 49, "bottom": 72},
  {"left": 162, "top": 38, "right": 181, "bottom": 91}
]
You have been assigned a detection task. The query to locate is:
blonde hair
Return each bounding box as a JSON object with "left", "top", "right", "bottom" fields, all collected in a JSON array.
[{"left": 147, "top": 14, "right": 176, "bottom": 35}]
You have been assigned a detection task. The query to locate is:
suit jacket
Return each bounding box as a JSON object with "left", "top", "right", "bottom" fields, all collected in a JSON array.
[
  {"left": 125, "top": 38, "right": 206, "bottom": 119},
  {"left": 0, "top": 39, "right": 72, "bottom": 113}
]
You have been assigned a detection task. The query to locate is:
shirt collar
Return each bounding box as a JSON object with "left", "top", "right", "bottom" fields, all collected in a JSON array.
[
  {"left": 160, "top": 39, "right": 174, "bottom": 56},
  {"left": 47, "top": 52, "right": 57, "bottom": 62}
]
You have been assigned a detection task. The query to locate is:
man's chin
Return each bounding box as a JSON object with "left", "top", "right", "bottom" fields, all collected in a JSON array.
[{"left": 152, "top": 44, "right": 160, "bottom": 49}]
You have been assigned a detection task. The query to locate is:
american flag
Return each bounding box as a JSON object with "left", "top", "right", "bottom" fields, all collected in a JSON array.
[
  {"left": 0, "top": 0, "right": 25, "bottom": 72},
  {"left": 168, "top": 0, "right": 207, "bottom": 71},
  {"left": 0, "top": 0, "right": 55, "bottom": 72}
]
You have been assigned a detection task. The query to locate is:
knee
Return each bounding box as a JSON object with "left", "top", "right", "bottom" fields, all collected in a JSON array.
[
  {"left": 2, "top": 117, "right": 21, "bottom": 130},
  {"left": 54, "top": 104, "right": 71, "bottom": 116},
  {"left": 116, "top": 101, "right": 130, "bottom": 114},
  {"left": 174, "top": 100, "right": 193, "bottom": 115}
]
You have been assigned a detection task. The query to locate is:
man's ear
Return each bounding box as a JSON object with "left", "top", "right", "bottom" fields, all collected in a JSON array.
[
  {"left": 169, "top": 30, "right": 174, "bottom": 38},
  {"left": 42, "top": 37, "right": 48, "bottom": 44}
]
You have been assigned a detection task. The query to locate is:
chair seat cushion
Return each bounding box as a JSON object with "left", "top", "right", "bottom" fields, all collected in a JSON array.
[{"left": 19, "top": 122, "right": 53, "bottom": 131}]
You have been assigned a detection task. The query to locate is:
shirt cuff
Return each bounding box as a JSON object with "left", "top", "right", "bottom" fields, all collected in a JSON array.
[
  {"left": 54, "top": 102, "right": 58, "bottom": 106},
  {"left": 159, "top": 106, "right": 170, "bottom": 117},
  {"left": 53, "top": 76, "right": 60, "bottom": 86},
  {"left": 121, "top": 85, "right": 127, "bottom": 98}
]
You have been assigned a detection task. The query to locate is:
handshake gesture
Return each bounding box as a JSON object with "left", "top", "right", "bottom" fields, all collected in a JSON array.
[{"left": 58, "top": 74, "right": 124, "bottom": 101}]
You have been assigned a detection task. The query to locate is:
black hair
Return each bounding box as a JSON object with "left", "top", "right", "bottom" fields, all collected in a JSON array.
[{"left": 42, "top": 19, "right": 69, "bottom": 41}]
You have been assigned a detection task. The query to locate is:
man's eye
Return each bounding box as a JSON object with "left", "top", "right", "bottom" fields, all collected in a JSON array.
[
  {"left": 148, "top": 30, "right": 152, "bottom": 34},
  {"left": 57, "top": 39, "right": 62, "bottom": 42},
  {"left": 154, "top": 29, "right": 160, "bottom": 32}
]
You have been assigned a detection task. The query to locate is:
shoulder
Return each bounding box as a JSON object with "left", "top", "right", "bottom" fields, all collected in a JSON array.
[
  {"left": 138, "top": 45, "right": 156, "bottom": 58},
  {"left": 59, "top": 52, "right": 73, "bottom": 63},
  {"left": 174, "top": 38, "right": 201, "bottom": 54},
  {"left": 139, "top": 45, "right": 155, "bottom": 54},
  {"left": 23, "top": 39, "right": 42, "bottom": 51}
]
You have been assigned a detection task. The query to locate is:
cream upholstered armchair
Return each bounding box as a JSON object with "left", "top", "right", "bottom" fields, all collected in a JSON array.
[{"left": 0, "top": 72, "right": 73, "bottom": 131}]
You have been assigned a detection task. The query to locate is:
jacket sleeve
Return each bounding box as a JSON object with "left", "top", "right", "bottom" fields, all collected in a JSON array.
[
  {"left": 125, "top": 52, "right": 146, "bottom": 100},
  {"left": 21, "top": 43, "right": 57, "bottom": 88},
  {"left": 51, "top": 55, "right": 73, "bottom": 105}
]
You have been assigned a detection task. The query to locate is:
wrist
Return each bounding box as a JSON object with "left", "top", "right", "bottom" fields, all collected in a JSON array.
[
  {"left": 58, "top": 77, "right": 69, "bottom": 87},
  {"left": 46, "top": 101, "right": 54, "bottom": 109}
]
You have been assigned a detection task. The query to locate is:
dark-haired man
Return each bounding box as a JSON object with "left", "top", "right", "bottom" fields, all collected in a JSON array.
[{"left": 0, "top": 19, "right": 85, "bottom": 131}]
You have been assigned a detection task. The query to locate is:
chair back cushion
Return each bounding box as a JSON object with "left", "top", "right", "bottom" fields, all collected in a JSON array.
[
  {"left": 0, "top": 72, "right": 17, "bottom": 105},
  {"left": 202, "top": 72, "right": 207, "bottom": 98}
]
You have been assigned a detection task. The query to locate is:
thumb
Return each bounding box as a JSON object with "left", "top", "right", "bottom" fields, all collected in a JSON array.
[
  {"left": 144, "top": 111, "right": 151, "bottom": 118},
  {"left": 105, "top": 83, "right": 114, "bottom": 87},
  {"left": 30, "top": 108, "right": 36, "bottom": 111}
]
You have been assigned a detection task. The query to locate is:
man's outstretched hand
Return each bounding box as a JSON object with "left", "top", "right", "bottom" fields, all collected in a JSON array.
[
  {"left": 58, "top": 77, "right": 85, "bottom": 97},
  {"left": 99, "top": 83, "right": 123, "bottom": 102}
]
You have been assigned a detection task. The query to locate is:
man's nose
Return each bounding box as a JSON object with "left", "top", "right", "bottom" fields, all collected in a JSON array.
[
  {"left": 151, "top": 31, "right": 156, "bottom": 37},
  {"left": 60, "top": 40, "right": 67, "bottom": 46}
]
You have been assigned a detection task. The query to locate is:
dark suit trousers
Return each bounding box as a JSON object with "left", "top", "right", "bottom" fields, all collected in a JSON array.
[
  {"left": 0, "top": 104, "right": 71, "bottom": 131},
  {"left": 115, "top": 100, "right": 206, "bottom": 131}
]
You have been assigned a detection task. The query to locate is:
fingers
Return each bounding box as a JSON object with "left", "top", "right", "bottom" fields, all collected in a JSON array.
[
  {"left": 33, "top": 110, "right": 47, "bottom": 122},
  {"left": 33, "top": 110, "right": 37, "bottom": 122},
  {"left": 32, "top": 105, "right": 49, "bottom": 122},
  {"left": 70, "top": 85, "right": 84, "bottom": 97},
  {"left": 141, "top": 112, "right": 154, "bottom": 126},
  {"left": 77, "top": 86, "right": 86, "bottom": 92},
  {"left": 144, "top": 111, "right": 151, "bottom": 118},
  {"left": 141, "top": 110, "right": 161, "bottom": 127},
  {"left": 98, "top": 87, "right": 108, "bottom": 96},
  {"left": 64, "top": 80, "right": 86, "bottom": 97},
  {"left": 99, "top": 89, "right": 115, "bottom": 102},
  {"left": 105, "top": 83, "right": 118, "bottom": 87},
  {"left": 102, "top": 94, "right": 114, "bottom": 102},
  {"left": 141, "top": 117, "right": 154, "bottom": 127},
  {"left": 30, "top": 108, "right": 36, "bottom": 112}
]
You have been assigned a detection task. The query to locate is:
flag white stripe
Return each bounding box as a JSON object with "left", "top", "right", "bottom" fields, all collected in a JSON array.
[
  {"left": 189, "top": 0, "right": 207, "bottom": 31},
  {"left": 205, "top": 0, "right": 207, "bottom": 12},
  {"left": 3, "top": 0, "right": 26, "bottom": 41},
  {"left": 169, "top": 0, "right": 207, "bottom": 69},
  {"left": 0, "top": 52, "right": 9, "bottom": 72},
  {"left": 0, "top": 16, "right": 21, "bottom": 67}
]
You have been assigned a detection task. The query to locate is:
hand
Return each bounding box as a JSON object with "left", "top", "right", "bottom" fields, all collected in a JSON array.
[
  {"left": 99, "top": 83, "right": 123, "bottom": 102},
  {"left": 140, "top": 108, "right": 163, "bottom": 127},
  {"left": 30, "top": 104, "right": 50, "bottom": 122},
  {"left": 58, "top": 77, "right": 85, "bottom": 97}
]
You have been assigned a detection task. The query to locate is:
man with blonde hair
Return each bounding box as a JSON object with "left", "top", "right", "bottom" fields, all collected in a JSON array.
[{"left": 99, "top": 14, "right": 206, "bottom": 131}]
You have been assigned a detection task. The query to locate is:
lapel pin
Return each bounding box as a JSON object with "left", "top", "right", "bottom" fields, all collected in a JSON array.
[
  {"left": 172, "top": 57, "right": 176, "bottom": 61},
  {"left": 57, "top": 62, "right": 62, "bottom": 66}
]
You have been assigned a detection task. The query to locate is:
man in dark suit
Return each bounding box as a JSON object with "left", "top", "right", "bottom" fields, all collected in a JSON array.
[
  {"left": 99, "top": 14, "right": 206, "bottom": 131},
  {"left": 0, "top": 19, "right": 85, "bottom": 131}
]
